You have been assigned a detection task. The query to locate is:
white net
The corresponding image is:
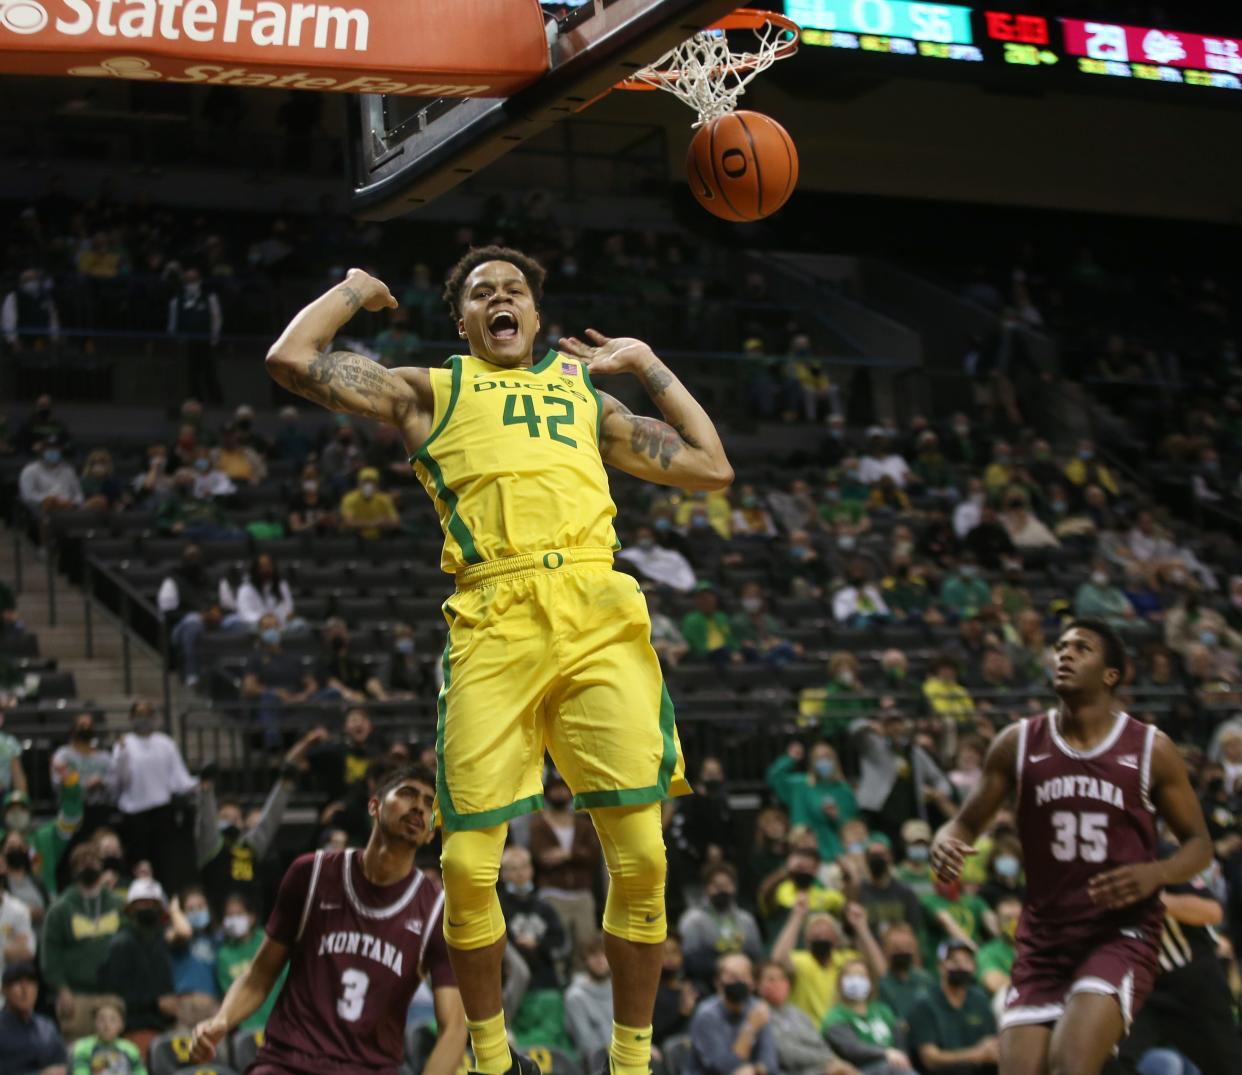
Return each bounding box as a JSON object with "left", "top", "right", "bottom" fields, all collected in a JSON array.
[{"left": 627, "top": 17, "right": 794, "bottom": 126}]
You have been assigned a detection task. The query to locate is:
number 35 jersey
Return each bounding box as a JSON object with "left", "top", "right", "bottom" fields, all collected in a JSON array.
[
  {"left": 1015, "top": 710, "right": 1163, "bottom": 945},
  {"left": 260, "top": 849, "right": 454, "bottom": 1075},
  {"left": 411, "top": 352, "right": 619, "bottom": 576}
]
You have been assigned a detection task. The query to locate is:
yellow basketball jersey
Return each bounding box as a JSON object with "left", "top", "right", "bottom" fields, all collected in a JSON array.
[{"left": 410, "top": 351, "right": 620, "bottom": 574}]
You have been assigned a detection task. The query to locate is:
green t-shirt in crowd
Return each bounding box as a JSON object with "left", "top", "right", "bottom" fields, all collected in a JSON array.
[
  {"left": 878, "top": 966, "right": 936, "bottom": 1022},
  {"left": 921, "top": 891, "right": 991, "bottom": 945},
  {"left": 822, "top": 999, "right": 899, "bottom": 1048},
  {"left": 217, "top": 930, "right": 287, "bottom": 1031},
  {"left": 976, "top": 937, "right": 1015, "bottom": 983},
  {"left": 71, "top": 1034, "right": 148, "bottom": 1075},
  {"left": 908, "top": 985, "right": 996, "bottom": 1075},
  {"left": 680, "top": 610, "right": 736, "bottom": 657}
]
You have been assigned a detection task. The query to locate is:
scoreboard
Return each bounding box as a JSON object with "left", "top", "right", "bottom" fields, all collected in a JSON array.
[{"left": 783, "top": 2, "right": 1242, "bottom": 93}]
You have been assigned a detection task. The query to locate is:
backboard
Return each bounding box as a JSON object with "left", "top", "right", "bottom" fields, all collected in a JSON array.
[{"left": 347, "top": 0, "right": 743, "bottom": 220}]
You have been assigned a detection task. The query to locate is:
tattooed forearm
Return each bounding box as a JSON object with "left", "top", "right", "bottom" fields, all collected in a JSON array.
[
  {"left": 279, "top": 349, "right": 400, "bottom": 420},
  {"left": 641, "top": 362, "right": 674, "bottom": 397},
  {"left": 335, "top": 285, "right": 363, "bottom": 313},
  {"left": 625, "top": 415, "right": 684, "bottom": 470},
  {"left": 671, "top": 420, "right": 702, "bottom": 450}
]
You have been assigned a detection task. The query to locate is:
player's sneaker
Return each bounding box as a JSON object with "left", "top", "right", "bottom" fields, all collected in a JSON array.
[
  {"left": 470, "top": 1051, "right": 543, "bottom": 1075},
  {"left": 594, "top": 1053, "right": 655, "bottom": 1075}
]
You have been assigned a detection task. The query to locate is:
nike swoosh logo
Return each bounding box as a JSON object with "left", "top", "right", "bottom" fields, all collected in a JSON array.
[
  {"left": 1029, "top": 753, "right": 1051, "bottom": 763},
  {"left": 634, "top": 1034, "right": 651, "bottom": 1041},
  {"left": 447, "top": 917, "right": 466, "bottom": 928},
  {"left": 644, "top": 912, "right": 661, "bottom": 923}
]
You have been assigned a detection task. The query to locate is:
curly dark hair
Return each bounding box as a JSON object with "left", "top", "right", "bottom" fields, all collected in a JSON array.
[
  {"left": 441, "top": 245, "right": 547, "bottom": 321},
  {"left": 1061, "top": 617, "right": 1129, "bottom": 691}
]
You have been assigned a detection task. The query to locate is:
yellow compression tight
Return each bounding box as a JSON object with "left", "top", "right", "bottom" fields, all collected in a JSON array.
[
  {"left": 439, "top": 801, "right": 667, "bottom": 949},
  {"left": 595, "top": 801, "right": 668, "bottom": 944},
  {"left": 441, "top": 824, "right": 509, "bottom": 950}
]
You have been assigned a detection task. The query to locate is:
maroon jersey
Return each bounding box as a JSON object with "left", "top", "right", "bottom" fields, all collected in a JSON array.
[
  {"left": 257, "top": 849, "right": 454, "bottom": 1075},
  {"left": 1015, "top": 710, "right": 1163, "bottom": 947}
]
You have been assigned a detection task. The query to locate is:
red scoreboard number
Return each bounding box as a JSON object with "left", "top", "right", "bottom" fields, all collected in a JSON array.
[{"left": 985, "top": 11, "right": 1049, "bottom": 45}]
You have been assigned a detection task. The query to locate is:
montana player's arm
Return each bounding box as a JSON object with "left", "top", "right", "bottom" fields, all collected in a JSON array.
[
  {"left": 1088, "top": 731, "right": 1212, "bottom": 910},
  {"left": 189, "top": 935, "right": 289, "bottom": 1062},
  {"left": 423, "top": 986, "right": 468, "bottom": 1075},
  {"left": 266, "top": 269, "right": 431, "bottom": 435},
  {"left": 557, "top": 329, "right": 733, "bottom": 490},
  {"left": 931, "top": 723, "right": 1020, "bottom": 881}
]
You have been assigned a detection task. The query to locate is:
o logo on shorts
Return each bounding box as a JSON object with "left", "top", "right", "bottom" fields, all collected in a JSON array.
[{"left": 542, "top": 552, "right": 564, "bottom": 570}]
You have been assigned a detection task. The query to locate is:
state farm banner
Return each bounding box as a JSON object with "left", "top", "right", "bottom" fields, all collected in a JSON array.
[{"left": 0, "top": 0, "right": 550, "bottom": 96}]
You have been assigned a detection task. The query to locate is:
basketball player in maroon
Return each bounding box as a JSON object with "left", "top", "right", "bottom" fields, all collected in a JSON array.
[
  {"left": 188, "top": 765, "right": 466, "bottom": 1075},
  {"left": 930, "top": 619, "right": 1210, "bottom": 1075}
]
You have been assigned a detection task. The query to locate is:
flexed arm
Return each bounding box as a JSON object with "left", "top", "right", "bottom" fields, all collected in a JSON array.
[
  {"left": 559, "top": 329, "right": 733, "bottom": 490},
  {"left": 266, "top": 269, "right": 424, "bottom": 427}
]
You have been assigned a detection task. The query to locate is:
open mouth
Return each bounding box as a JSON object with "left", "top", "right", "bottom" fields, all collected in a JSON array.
[{"left": 488, "top": 310, "right": 519, "bottom": 341}]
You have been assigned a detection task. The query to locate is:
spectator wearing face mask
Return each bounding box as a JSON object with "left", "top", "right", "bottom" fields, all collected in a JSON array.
[
  {"left": 159, "top": 544, "right": 236, "bottom": 688},
  {"left": 939, "top": 557, "right": 991, "bottom": 621},
  {"left": 235, "top": 553, "right": 304, "bottom": 633},
  {"left": 166, "top": 886, "right": 221, "bottom": 1026},
  {"left": 18, "top": 435, "right": 83, "bottom": 517},
  {"left": 196, "top": 730, "right": 320, "bottom": 918},
  {"left": 799, "top": 652, "right": 876, "bottom": 743},
  {"left": 529, "top": 773, "right": 602, "bottom": 971},
  {"left": 563, "top": 933, "right": 615, "bottom": 1058},
  {"left": 822, "top": 957, "right": 912, "bottom": 1074},
  {"left": 882, "top": 558, "right": 941, "bottom": 626},
  {"left": 678, "top": 864, "right": 765, "bottom": 987},
  {"left": 0, "top": 961, "right": 67, "bottom": 1075},
  {"left": 976, "top": 839, "right": 1025, "bottom": 911},
  {"left": 0, "top": 710, "right": 26, "bottom": 800},
  {"left": 683, "top": 506, "right": 743, "bottom": 576},
  {"left": 833, "top": 560, "right": 891, "bottom": 627},
  {"left": 386, "top": 623, "right": 423, "bottom": 696},
  {"left": 619, "top": 525, "right": 697, "bottom": 593},
  {"left": 340, "top": 466, "right": 400, "bottom": 539},
  {"left": 757, "top": 960, "right": 860, "bottom": 1075},
  {"left": 215, "top": 891, "right": 288, "bottom": 1032},
  {"left": 98, "top": 877, "right": 178, "bottom": 1056},
  {"left": 906, "top": 940, "right": 998, "bottom": 1075},
  {"left": 188, "top": 446, "right": 237, "bottom": 499},
  {"left": 1062, "top": 438, "right": 1118, "bottom": 498},
  {"left": 213, "top": 424, "right": 266, "bottom": 486},
  {"left": 499, "top": 846, "right": 565, "bottom": 992},
  {"left": 288, "top": 467, "right": 339, "bottom": 534},
  {"left": 2, "top": 827, "right": 48, "bottom": 926},
  {"left": 952, "top": 479, "right": 985, "bottom": 540},
  {"left": 168, "top": 268, "right": 223, "bottom": 404},
  {"left": 730, "top": 582, "right": 800, "bottom": 666},
  {"left": 79, "top": 449, "right": 127, "bottom": 512},
  {"left": 652, "top": 935, "right": 700, "bottom": 1047},
  {"left": 731, "top": 485, "right": 778, "bottom": 538},
  {"left": 52, "top": 711, "right": 115, "bottom": 841},
  {"left": 920, "top": 877, "right": 996, "bottom": 961},
  {"left": 974, "top": 895, "right": 1021, "bottom": 999},
  {"left": 856, "top": 835, "right": 924, "bottom": 941},
  {"left": 0, "top": 855, "right": 35, "bottom": 981},
  {"left": 3, "top": 272, "right": 60, "bottom": 354},
  {"left": 1073, "top": 561, "right": 1135, "bottom": 626},
  {"left": 687, "top": 953, "right": 780, "bottom": 1075},
  {"left": 156, "top": 467, "right": 242, "bottom": 539},
  {"left": 851, "top": 713, "right": 953, "bottom": 847},
  {"left": 42, "top": 841, "right": 125, "bottom": 1038},
  {"left": 1164, "top": 591, "right": 1242, "bottom": 665},
  {"left": 643, "top": 590, "right": 690, "bottom": 669},
  {"left": 14, "top": 394, "right": 70, "bottom": 458},
  {"left": 667, "top": 757, "right": 734, "bottom": 917},
  {"left": 674, "top": 490, "right": 732, "bottom": 539},
  {"left": 112, "top": 700, "right": 197, "bottom": 892},
  {"left": 132, "top": 443, "right": 176, "bottom": 506},
  {"left": 765, "top": 740, "right": 858, "bottom": 862},
  {"left": 877, "top": 921, "right": 935, "bottom": 1024},
  {"left": 272, "top": 405, "right": 314, "bottom": 465},
  {"left": 962, "top": 508, "right": 1017, "bottom": 572},
  {"left": 999, "top": 491, "right": 1059, "bottom": 551},
  {"left": 982, "top": 442, "right": 1013, "bottom": 497},
  {"left": 923, "top": 656, "right": 976, "bottom": 726},
  {"left": 681, "top": 583, "right": 743, "bottom": 665},
  {"left": 314, "top": 620, "right": 387, "bottom": 704},
  {"left": 241, "top": 612, "right": 322, "bottom": 745}
]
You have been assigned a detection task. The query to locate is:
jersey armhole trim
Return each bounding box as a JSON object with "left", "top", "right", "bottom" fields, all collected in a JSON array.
[
  {"left": 295, "top": 850, "right": 325, "bottom": 944},
  {"left": 419, "top": 889, "right": 447, "bottom": 978},
  {"left": 579, "top": 361, "right": 604, "bottom": 448},
  {"left": 409, "top": 356, "right": 462, "bottom": 469},
  {"left": 1015, "top": 719, "right": 1029, "bottom": 806},
  {"left": 1140, "top": 722, "right": 1157, "bottom": 813}
]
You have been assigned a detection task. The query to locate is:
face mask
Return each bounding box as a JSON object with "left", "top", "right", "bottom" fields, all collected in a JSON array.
[
  {"left": 4, "top": 848, "right": 27, "bottom": 870},
  {"left": 994, "top": 855, "right": 1020, "bottom": 879},
  {"left": 506, "top": 881, "right": 534, "bottom": 898},
  {"left": 702, "top": 777, "right": 723, "bottom": 794},
  {"left": 814, "top": 758, "right": 835, "bottom": 780},
  {"left": 546, "top": 795, "right": 571, "bottom": 811},
  {"left": 889, "top": 952, "right": 914, "bottom": 974},
  {"left": 836, "top": 670, "right": 856, "bottom": 688},
  {"left": 946, "top": 968, "right": 975, "bottom": 989},
  {"left": 791, "top": 870, "right": 816, "bottom": 891},
  {"left": 218, "top": 821, "right": 241, "bottom": 841},
  {"left": 1052, "top": 501, "right": 1068, "bottom": 514},
  {"left": 954, "top": 424, "right": 969, "bottom": 436},
  {"left": 102, "top": 855, "right": 125, "bottom": 875},
  {"left": 846, "top": 841, "right": 865, "bottom": 856},
  {"left": 187, "top": 908, "right": 211, "bottom": 931},
  {"left": 331, "top": 635, "right": 348, "bottom": 652},
  {"left": 960, "top": 565, "right": 978, "bottom": 579},
  {"left": 184, "top": 282, "right": 201, "bottom": 298},
  {"left": 260, "top": 628, "right": 281, "bottom": 646},
  {"left": 709, "top": 890, "right": 735, "bottom": 913},
  {"left": 1079, "top": 450, "right": 1094, "bottom": 461},
  {"left": 73, "top": 724, "right": 94, "bottom": 742},
  {"left": 742, "top": 495, "right": 758, "bottom": 508},
  {"left": 722, "top": 981, "right": 751, "bottom": 1004},
  {"left": 303, "top": 481, "right": 318, "bottom": 495},
  {"left": 691, "top": 516, "right": 710, "bottom": 530},
  {"left": 133, "top": 717, "right": 155, "bottom": 735},
  {"left": 5, "top": 812, "right": 30, "bottom": 834},
  {"left": 360, "top": 482, "right": 376, "bottom": 498},
  {"left": 395, "top": 637, "right": 415, "bottom": 655},
  {"left": 837, "top": 535, "right": 856, "bottom": 551},
  {"left": 43, "top": 449, "right": 61, "bottom": 465},
  {"left": 134, "top": 907, "right": 163, "bottom": 928},
  {"left": 741, "top": 597, "right": 762, "bottom": 614},
  {"left": 1201, "top": 631, "right": 1218, "bottom": 648},
  {"left": 840, "top": 974, "right": 871, "bottom": 1002},
  {"left": 1091, "top": 571, "right": 1109, "bottom": 587},
  {"left": 194, "top": 458, "right": 210, "bottom": 473},
  {"left": 809, "top": 939, "right": 834, "bottom": 961},
  {"left": 20, "top": 281, "right": 41, "bottom": 296},
  {"left": 653, "top": 518, "right": 671, "bottom": 532},
  {"left": 223, "top": 914, "right": 251, "bottom": 939},
  {"left": 886, "top": 666, "right": 906, "bottom": 682},
  {"left": 907, "top": 844, "right": 929, "bottom": 863},
  {"left": 236, "top": 419, "right": 252, "bottom": 432},
  {"left": 824, "top": 488, "right": 841, "bottom": 501},
  {"left": 638, "top": 538, "right": 655, "bottom": 551},
  {"left": 867, "top": 853, "right": 889, "bottom": 879},
  {"left": 75, "top": 865, "right": 102, "bottom": 888}
]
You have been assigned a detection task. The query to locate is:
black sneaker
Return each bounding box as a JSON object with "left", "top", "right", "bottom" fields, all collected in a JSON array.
[{"left": 470, "top": 1051, "right": 543, "bottom": 1075}]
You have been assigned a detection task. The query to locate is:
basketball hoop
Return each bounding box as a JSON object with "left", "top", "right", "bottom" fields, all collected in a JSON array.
[{"left": 614, "top": 8, "right": 799, "bottom": 127}]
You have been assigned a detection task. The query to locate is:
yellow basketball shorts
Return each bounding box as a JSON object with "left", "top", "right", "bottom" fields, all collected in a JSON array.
[{"left": 433, "top": 547, "right": 691, "bottom": 832}]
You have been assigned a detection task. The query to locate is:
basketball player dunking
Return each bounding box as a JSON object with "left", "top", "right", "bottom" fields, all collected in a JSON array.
[
  {"left": 930, "top": 619, "right": 1210, "bottom": 1075},
  {"left": 188, "top": 766, "right": 466, "bottom": 1075},
  {"left": 256, "top": 255, "right": 732, "bottom": 1075}
]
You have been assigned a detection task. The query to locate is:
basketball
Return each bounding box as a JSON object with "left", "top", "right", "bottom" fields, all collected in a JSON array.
[{"left": 686, "top": 110, "right": 799, "bottom": 223}]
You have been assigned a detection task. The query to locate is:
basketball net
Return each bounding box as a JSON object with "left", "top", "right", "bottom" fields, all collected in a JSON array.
[{"left": 616, "top": 9, "right": 799, "bottom": 127}]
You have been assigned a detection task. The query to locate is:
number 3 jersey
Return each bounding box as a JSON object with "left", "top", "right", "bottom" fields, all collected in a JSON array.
[
  {"left": 260, "top": 849, "right": 454, "bottom": 1075},
  {"left": 1015, "top": 710, "right": 1163, "bottom": 946},
  {"left": 411, "top": 352, "right": 619, "bottom": 575}
]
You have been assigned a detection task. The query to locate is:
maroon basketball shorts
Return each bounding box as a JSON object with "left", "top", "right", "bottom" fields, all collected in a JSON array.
[{"left": 1001, "top": 928, "right": 1159, "bottom": 1034}]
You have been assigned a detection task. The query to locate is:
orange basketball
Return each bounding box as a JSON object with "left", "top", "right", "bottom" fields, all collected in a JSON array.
[{"left": 686, "top": 110, "right": 798, "bottom": 222}]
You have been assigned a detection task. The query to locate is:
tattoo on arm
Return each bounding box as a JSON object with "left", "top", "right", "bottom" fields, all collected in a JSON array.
[
  {"left": 624, "top": 415, "right": 683, "bottom": 470},
  {"left": 282, "top": 349, "right": 407, "bottom": 421},
  {"left": 335, "top": 285, "right": 363, "bottom": 313},
  {"left": 642, "top": 363, "right": 673, "bottom": 397}
]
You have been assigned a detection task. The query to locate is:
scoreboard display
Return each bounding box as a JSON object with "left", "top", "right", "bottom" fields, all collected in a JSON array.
[{"left": 783, "top": 1, "right": 1242, "bottom": 93}]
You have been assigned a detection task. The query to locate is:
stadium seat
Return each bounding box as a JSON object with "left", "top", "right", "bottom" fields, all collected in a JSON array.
[
  {"left": 35, "top": 670, "right": 76, "bottom": 700},
  {"left": 334, "top": 595, "right": 393, "bottom": 624},
  {"left": 353, "top": 564, "right": 406, "bottom": 592},
  {"left": 524, "top": 1044, "right": 581, "bottom": 1075},
  {"left": 662, "top": 1035, "right": 694, "bottom": 1075},
  {"left": 172, "top": 1066, "right": 240, "bottom": 1075},
  {"left": 150, "top": 1031, "right": 196, "bottom": 1075},
  {"left": 230, "top": 1026, "right": 265, "bottom": 1071}
]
